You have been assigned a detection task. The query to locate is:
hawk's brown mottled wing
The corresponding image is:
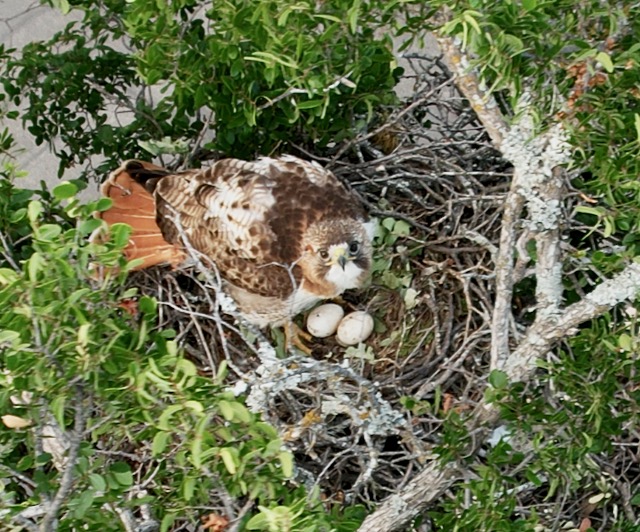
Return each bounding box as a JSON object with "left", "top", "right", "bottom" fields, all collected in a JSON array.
[{"left": 151, "top": 156, "right": 362, "bottom": 299}]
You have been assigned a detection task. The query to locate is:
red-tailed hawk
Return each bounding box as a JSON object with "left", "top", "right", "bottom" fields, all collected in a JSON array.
[{"left": 93, "top": 155, "right": 374, "bottom": 333}]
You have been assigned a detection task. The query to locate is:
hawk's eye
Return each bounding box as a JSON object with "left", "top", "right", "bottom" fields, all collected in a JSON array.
[
  {"left": 348, "top": 241, "right": 360, "bottom": 255},
  {"left": 319, "top": 249, "right": 329, "bottom": 260}
]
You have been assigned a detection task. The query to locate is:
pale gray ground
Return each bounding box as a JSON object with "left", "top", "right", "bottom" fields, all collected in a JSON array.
[
  {"left": 0, "top": 1, "right": 436, "bottom": 198},
  {"left": 0, "top": 1, "right": 91, "bottom": 192}
]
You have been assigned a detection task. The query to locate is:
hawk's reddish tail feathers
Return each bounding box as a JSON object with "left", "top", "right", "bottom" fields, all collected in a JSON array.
[{"left": 90, "top": 160, "right": 185, "bottom": 271}]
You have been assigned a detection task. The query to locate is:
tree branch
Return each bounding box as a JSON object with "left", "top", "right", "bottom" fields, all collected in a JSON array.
[
  {"left": 434, "top": 8, "right": 508, "bottom": 148},
  {"left": 39, "top": 386, "right": 86, "bottom": 531}
]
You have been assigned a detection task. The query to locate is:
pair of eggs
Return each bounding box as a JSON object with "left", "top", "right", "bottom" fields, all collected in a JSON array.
[{"left": 306, "top": 304, "right": 374, "bottom": 345}]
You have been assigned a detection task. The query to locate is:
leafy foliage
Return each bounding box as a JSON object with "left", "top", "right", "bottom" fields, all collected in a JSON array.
[
  {"left": 2, "top": 0, "right": 640, "bottom": 530},
  {"left": 2, "top": 0, "right": 405, "bottom": 178},
  {"left": 421, "top": 0, "right": 640, "bottom": 254},
  {"left": 0, "top": 167, "right": 353, "bottom": 529}
]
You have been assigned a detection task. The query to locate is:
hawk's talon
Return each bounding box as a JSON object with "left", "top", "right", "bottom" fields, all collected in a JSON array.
[{"left": 285, "top": 322, "right": 313, "bottom": 355}]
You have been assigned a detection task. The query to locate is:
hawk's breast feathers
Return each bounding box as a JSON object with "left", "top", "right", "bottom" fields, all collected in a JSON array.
[{"left": 93, "top": 155, "right": 373, "bottom": 326}]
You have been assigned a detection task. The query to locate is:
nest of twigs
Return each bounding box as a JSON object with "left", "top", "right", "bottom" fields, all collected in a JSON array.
[{"left": 127, "top": 53, "right": 515, "bottom": 509}]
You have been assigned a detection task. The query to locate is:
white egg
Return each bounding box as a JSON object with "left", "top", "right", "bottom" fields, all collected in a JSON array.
[
  {"left": 336, "top": 311, "right": 374, "bottom": 346},
  {"left": 306, "top": 303, "right": 345, "bottom": 338}
]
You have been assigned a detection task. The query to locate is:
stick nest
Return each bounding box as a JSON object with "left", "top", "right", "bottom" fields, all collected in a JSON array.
[
  {"left": 127, "top": 54, "right": 513, "bottom": 511},
  {"left": 123, "top": 53, "right": 640, "bottom": 531}
]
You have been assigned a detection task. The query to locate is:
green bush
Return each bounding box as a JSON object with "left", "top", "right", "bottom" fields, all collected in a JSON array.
[
  {"left": 0, "top": 168, "right": 354, "bottom": 530},
  {"left": 2, "top": 0, "right": 404, "bottom": 178}
]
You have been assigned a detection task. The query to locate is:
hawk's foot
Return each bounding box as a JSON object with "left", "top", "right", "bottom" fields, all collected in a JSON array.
[{"left": 284, "top": 321, "right": 313, "bottom": 355}]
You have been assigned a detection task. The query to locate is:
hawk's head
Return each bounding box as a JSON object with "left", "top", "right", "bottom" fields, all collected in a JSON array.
[{"left": 298, "top": 218, "right": 374, "bottom": 297}]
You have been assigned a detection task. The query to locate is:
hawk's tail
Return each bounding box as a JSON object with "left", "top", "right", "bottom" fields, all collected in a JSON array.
[{"left": 90, "top": 160, "right": 185, "bottom": 270}]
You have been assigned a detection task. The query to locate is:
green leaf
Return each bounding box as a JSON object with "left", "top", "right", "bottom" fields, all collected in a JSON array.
[
  {"left": 9, "top": 208, "right": 26, "bottom": 223},
  {"left": 595, "top": 51, "right": 614, "bottom": 73},
  {"left": 52, "top": 181, "right": 78, "bottom": 200},
  {"left": 78, "top": 218, "right": 102, "bottom": 235},
  {"left": 138, "top": 295, "right": 157, "bottom": 315},
  {"left": 618, "top": 333, "right": 633, "bottom": 351},
  {"left": 50, "top": 395, "right": 66, "bottom": 428},
  {"left": 27, "top": 252, "right": 45, "bottom": 280},
  {"left": 392, "top": 220, "right": 411, "bottom": 236},
  {"left": 184, "top": 400, "right": 204, "bottom": 413},
  {"left": 52, "top": 0, "right": 71, "bottom": 14},
  {"left": 230, "top": 402, "right": 251, "bottom": 423},
  {"left": 77, "top": 323, "right": 91, "bottom": 347},
  {"left": 95, "top": 198, "right": 113, "bottom": 212},
  {"left": 110, "top": 223, "right": 132, "bottom": 248},
  {"left": 0, "top": 268, "right": 18, "bottom": 285},
  {"left": 182, "top": 476, "right": 196, "bottom": 501},
  {"left": 488, "top": 370, "right": 508, "bottom": 389},
  {"left": 27, "top": 200, "right": 43, "bottom": 223},
  {"left": 522, "top": 0, "right": 537, "bottom": 10},
  {"left": 218, "top": 400, "right": 251, "bottom": 423},
  {"left": 603, "top": 216, "right": 615, "bottom": 238},
  {"left": 35, "top": 453, "right": 52, "bottom": 466},
  {"left": 190, "top": 433, "right": 203, "bottom": 469},
  {"left": 246, "top": 512, "right": 268, "bottom": 530},
  {"left": 256, "top": 51, "right": 298, "bottom": 69},
  {"left": 110, "top": 462, "right": 133, "bottom": 486},
  {"left": 347, "top": 0, "right": 361, "bottom": 34},
  {"left": 89, "top": 473, "right": 107, "bottom": 492},
  {"left": 279, "top": 450, "right": 293, "bottom": 478},
  {"left": 381, "top": 217, "right": 396, "bottom": 231},
  {"left": 69, "top": 288, "right": 92, "bottom": 305},
  {"left": 160, "top": 513, "right": 177, "bottom": 532},
  {"left": 73, "top": 489, "right": 95, "bottom": 519},
  {"left": 158, "top": 404, "right": 184, "bottom": 430},
  {"left": 219, "top": 447, "right": 238, "bottom": 475},
  {"left": 17, "top": 455, "right": 34, "bottom": 471},
  {"left": 152, "top": 431, "right": 170, "bottom": 457},
  {"left": 296, "top": 99, "right": 324, "bottom": 109},
  {"left": 524, "top": 468, "right": 543, "bottom": 486},
  {"left": 461, "top": 10, "right": 482, "bottom": 34},
  {"left": 218, "top": 400, "right": 236, "bottom": 422},
  {"left": 575, "top": 205, "right": 604, "bottom": 217},
  {"left": 0, "top": 329, "right": 20, "bottom": 345}
]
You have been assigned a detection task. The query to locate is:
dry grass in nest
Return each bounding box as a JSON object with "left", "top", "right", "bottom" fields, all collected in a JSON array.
[{"left": 124, "top": 53, "right": 517, "bottom": 507}]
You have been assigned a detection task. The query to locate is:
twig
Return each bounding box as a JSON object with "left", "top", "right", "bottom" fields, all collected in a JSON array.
[
  {"left": 256, "top": 70, "right": 354, "bottom": 111},
  {"left": 39, "top": 386, "right": 86, "bottom": 531},
  {"left": 0, "top": 230, "right": 20, "bottom": 271},
  {"left": 330, "top": 77, "right": 454, "bottom": 164}
]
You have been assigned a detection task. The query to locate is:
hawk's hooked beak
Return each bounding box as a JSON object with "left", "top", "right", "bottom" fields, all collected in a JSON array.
[{"left": 331, "top": 246, "right": 348, "bottom": 270}]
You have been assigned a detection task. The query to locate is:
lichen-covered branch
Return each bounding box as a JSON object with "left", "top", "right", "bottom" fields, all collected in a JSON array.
[
  {"left": 357, "top": 461, "right": 462, "bottom": 532},
  {"left": 39, "top": 387, "right": 85, "bottom": 531},
  {"left": 489, "top": 189, "right": 524, "bottom": 368},
  {"left": 489, "top": 117, "right": 571, "bottom": 369},
  {"left": 504, "top": 262, "right": 640, "bottom": 382}
]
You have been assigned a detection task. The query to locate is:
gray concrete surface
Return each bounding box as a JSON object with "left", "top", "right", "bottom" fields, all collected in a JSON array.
[{"left": 0, "top": 1, "right": 90, "bottom": 192}]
